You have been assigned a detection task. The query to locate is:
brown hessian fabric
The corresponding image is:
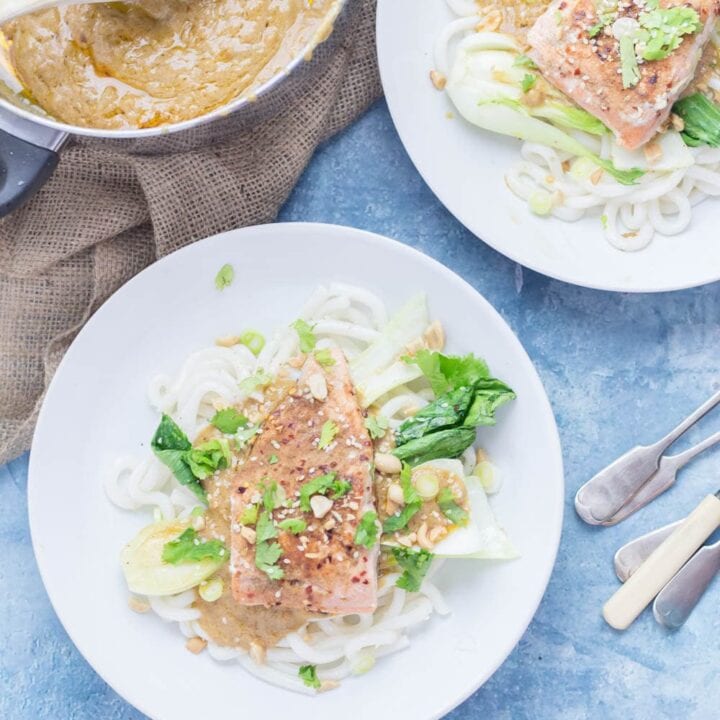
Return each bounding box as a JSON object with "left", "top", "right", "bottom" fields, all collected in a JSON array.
[{"left": 0, "top": 0, "right": 381, "bottom": 464}]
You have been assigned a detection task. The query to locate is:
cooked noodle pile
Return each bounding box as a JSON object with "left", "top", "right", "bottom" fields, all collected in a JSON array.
[
  {"left": 105, "top": 284, "right": 469, "bottom": 694},
  {"left": 437, "top": 1, "right": 720, "bottom": 251}
]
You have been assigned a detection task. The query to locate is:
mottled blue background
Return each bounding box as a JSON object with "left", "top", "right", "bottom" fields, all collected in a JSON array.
[{"left": 3, "top": 100, "right": 720, "bottom": 719}]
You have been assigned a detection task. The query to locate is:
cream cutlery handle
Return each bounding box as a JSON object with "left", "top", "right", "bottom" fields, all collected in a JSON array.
[{"left": 603, "top": 493, "right": 720, "bottom": 630}]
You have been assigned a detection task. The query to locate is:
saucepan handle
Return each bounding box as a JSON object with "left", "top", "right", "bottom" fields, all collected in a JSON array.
[{"left": 0, "top": 129, "right": 61, "bottom": 216}]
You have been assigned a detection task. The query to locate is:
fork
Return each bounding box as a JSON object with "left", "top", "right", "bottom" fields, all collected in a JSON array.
[{"left": 575, "top": 388, "right": 720, "bottom": 525}]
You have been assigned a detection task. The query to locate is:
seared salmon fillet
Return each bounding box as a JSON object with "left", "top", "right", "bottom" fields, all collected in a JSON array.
[
  {"left": 528, "top": 0, "right": 720, "bottom": 149},
  {"left": 230, "top": 349, "right": 378, "bottom": 615}
]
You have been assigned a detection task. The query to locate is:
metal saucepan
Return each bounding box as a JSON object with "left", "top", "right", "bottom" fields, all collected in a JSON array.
[{"left": 0, "top": 0, "right": 350, "bottom": 216}]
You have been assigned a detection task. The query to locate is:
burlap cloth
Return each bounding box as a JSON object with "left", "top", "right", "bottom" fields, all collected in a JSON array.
[{"left": 0, "top": 0, "right": 382, "bottom": 465}]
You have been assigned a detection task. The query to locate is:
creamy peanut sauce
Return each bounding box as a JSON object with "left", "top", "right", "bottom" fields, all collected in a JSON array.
[
  {"left": 194, "top": 373, "right": 311, "bottom": 650},
  {"left": 373, "top": 434, "right": 470, "bottom": 550},
  {"left": 3, "top": 0, "right": 338, "bottom": 129}
]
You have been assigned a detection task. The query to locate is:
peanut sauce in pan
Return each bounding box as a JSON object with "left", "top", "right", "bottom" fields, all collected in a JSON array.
[{"left": 3, "top": 0, "right": 340, "bottom": 129}]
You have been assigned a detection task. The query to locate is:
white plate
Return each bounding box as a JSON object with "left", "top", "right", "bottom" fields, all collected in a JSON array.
[
  {"left": 377, "top": 1, "right": 720, "bottom": 293},
  {"left": 28, "top": 223, "right": 564, "bottom": 720}
]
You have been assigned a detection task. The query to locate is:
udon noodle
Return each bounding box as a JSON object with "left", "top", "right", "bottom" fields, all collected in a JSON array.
[{"left": 437, "top": 0, "right": 720, "bottom": 251}]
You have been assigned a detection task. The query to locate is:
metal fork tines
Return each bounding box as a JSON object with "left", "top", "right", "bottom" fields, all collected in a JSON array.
[{"left": 575, "top": 388, "right": 720, "bottom": 525}]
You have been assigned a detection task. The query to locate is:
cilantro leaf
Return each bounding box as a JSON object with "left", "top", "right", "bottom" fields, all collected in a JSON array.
[
  {"left": 639, "top": 6, "right": 702, "bottom": 61},
  {"left": 269, "top": 454, "right": 279, "bottom": 465},
  {"left": 391, "top": 547, "right": 433, "bottom": 592},
  {"left": 437, "top": 488, "right": 469, "bottom": 526},
  {"left": 364, "top": 414, "right": 389, "bottom": 440},
  {"left": 210, "top": 407, "right": 249, "bottom": 435},
  {"left": 291, "top": 319, "right": 317, "bottom": 353},
  {"left": 150, "top": 414, "right": 206, "bottom": 503},
  {"left": 185, "top": 439, "right": 232, "bottom": 480},
  {"left": 354, "top": 511, "right": 379, "bottom": 548},
  {"left": 255, "top": 510, "right": 278, "bottom": 543},
  {"left": 619, "top": 34, "right": 641, "bottom": 89},
  {"left": 278, "top": 518, "right": 307, "bottom": 534},
  {"left": 255, "top": 540, "right": 284, "bottom": 580},
  {"left": 299, "top": 665, "right": 321, "bottom": 689},
  {"left": 261, "top": 480, "right": 284, "bottom": 512},
  {"left": 403, "top": 350, "right": 490, "bottom": 396},
  {"left": 382, "top": 502, "right": 421, "bottom": 534},
  {"left": 521, "top": 74, "right": 537, "bottom": 93},
  {"left": 314, "top": 348, "right": 335, "bottom": 367},
  {"left": 215, "top": 263, "right": 234, "bottom": 291},
  {"left": 318, "top": 419, "right": 338, "bottom": 449},
  {"left": 299, "top": 472, "right": 351, "bottom": 511},
  {"left": 162, "top": 528, "right": 228, "bottom": 564}
]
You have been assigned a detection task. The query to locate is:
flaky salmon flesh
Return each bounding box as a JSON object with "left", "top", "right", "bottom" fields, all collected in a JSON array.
[
  {"left": 528, "top": 0, "right": 720, "bottom": 150},
  {"left": 231, "top": 349, "right": 378, "bottom": 615}
]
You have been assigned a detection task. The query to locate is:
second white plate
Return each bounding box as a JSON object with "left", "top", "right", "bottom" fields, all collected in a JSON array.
[
  {"left": 29, "top": 223, "right": 563, "bottom": 720},
  {"left": 377, "top": 0, "right": 720, "bottom": 292}
]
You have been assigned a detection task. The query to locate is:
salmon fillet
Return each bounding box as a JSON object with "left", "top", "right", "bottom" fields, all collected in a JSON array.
[
  {"left": 230, "top": 349, "right": 378, "bottom": 615},
  {"left": 528, "top": 0, "right": 720, "bottom": 149}
]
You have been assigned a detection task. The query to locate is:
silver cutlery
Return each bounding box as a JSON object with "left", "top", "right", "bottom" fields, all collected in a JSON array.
[
  {"left": 602, "top": 430, "right": 720, "bottom": 526},
  {"left": 603, "top": 491, "right": 720, "bottom": 630},
  {"left": 653, "top": 540, "right": 720, "bottom": 629},
  {"left": 613, "top": 515, "right": 720, "bottom": 629},
  {"left": 576, "top": 388, "right": 720, "bottom": 525},
  {"left": 614, "top": 519, "right": 683, "bottom": 582}
]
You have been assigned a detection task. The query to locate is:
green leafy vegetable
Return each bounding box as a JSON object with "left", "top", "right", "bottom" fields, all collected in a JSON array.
[
  {"left": 261, "top": 480, "right": 284, "bottom": 512},
  {"left": 587, "top": 21, "right": 606, "bottom": 38},
  {"left": 437, "top": 488, "right": 470, "bottom": 526},
  {"left": 477, "top": 99, "right": 644, "bottom": 185},
  {"left": 639, "top": 6, "right": 702, "bottom": 61},
  {"left": 619, "top": 34, "right": 641, "bottom": 90},
  {"left": 239, "top": 504, "right": 258, "bottom": 525},
  {"left": 395, "top": 386, "right": 475, "bottom": 446},
  {"left": 531, "top": 102, "right": 607, "bottom": 136},
  {"left": 318, "top": 419, "right": 339, "bottom": 449},
  {"left": 383, "top": 467, "right": 421, "bottom": 533},
  {"left": 239, "top": 330, "right": 265, "bottom": 356},
  {"left": 255, "top": 510, "right": 284, "bottom": 579},
  {"left": 235, "top": 423, "right": 259, "bottom": 446},
  {"left": 403, "top": 350, "right": 489, "bottom": 396},
  {"left": 185, "top": 439, "right": 232, "bottom": 480},
  {"left": 292, "top": 319, "right": 317, "bottom": 353},
  {"left": 299, "top": 472, "right": 352, "bottom": 511},
  {"left": 399, "top": 462, "right": 420, "bottom": 504},
  {"left": 162, "top": 528, "right": 228, "bottom": 565},
  {"left": 210, "top": 407, "right": 249, "bottom": 434},
  {"left": 513, "top": 54, "right": 537, "bottom": 69},
  {"left": 269, "top": 454, "right": 279, "bottom": 465},
  {"left": 392, "top": 427, "right": 477, "bottom": 467},
  {"left": 463, "top": 379, "right": 516, "bottom": 427},
  {"left": 215, "top": 263, "right": 234, "bottom": 291},
  {"left": 299, "top": 665, "right": 321, "bottom": 689},
  {"left": 521, "top": 74, "right": 537, "bottom": 93},
  {"left": 314, "top": 348, "right": 336, "bottom": 367},
  {"left": 238, "top": 370, "right": 272, "bottom": 395},
  {"left": 151, "top": 414, "right": 206, "bottom": 503},
  {"left": 391, "top": 547, "right": 433, "bottom": 592},
  {"left": 278, "top": 518, "right": 307, "bottom": 534},
  {"left": 255, "top": 541, "right": 284, "bottom": 580},
  {"left": 354, "top": 511, "right": 379, "bottom": 548},
  {"left": 364, "top": 414, "right": 389, "bottom": 440},
  {"left": 674, "top": 93, "right": 720, "bottom": 148}
]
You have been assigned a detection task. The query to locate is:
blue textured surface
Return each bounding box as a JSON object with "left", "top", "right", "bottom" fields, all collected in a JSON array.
[{"left": 3, "top": 99, "right": 720, "bottom": 719}]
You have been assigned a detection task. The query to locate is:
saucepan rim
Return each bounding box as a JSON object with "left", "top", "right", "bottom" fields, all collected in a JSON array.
[{"left": 0, "top": 0, "right": 348, "bottom": 140}]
